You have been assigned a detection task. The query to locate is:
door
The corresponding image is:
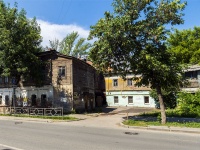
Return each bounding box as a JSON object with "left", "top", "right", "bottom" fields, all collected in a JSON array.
[{"left": 41, "top": 94, "right": 47, "bottom": 108}]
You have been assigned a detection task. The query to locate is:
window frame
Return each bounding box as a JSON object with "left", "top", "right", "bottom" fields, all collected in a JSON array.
[
  {"left": 0, "top": 77, "right": 3, "bottom": 84},
  {"left": 113, "top": 79, "right": 118, "bottom": 87},
  {"left": 114, "top": 96, "right": 119, "bottom": 104},
  {"left": 4, "top": 77, "right": 9, "bottom": 83},
  {"left": 58, "top": 66, "right": 66, "bottom": 77},
  {"left": 144, "top": 96, "right": 150, "bottom": 104},
  {"left": 0, "top": 95, "right": 2, "bottom": 105},
  {"left": 128, "top": 96, "right": 133, "bottom": 104},
  {"left": 127, "top": 78, "right": 132, "bottom": 86}
]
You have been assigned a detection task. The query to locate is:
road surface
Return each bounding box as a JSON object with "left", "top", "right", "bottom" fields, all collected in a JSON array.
[{"left": 0, "top": 119, "right": 199, "bottom": 150}]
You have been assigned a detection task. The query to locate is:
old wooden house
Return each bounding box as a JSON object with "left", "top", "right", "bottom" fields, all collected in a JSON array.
[
  {"left": 182, "top": 64, "right": 200, "bottom": 93},
  {"left": 0, "top": 50, "right": 98, "bottom": 112}
]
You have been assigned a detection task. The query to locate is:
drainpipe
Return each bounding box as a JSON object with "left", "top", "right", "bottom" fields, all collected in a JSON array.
[{"left": 71, "top": 63, "right": 74, "bottom": 111}]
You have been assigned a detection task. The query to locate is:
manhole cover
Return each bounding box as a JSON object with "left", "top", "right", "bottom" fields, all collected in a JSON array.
[{"left": 124, "top": 132, "right": 138, "bottom": 135}]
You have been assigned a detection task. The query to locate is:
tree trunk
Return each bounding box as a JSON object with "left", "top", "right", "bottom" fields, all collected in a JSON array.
[{"left": 156, "top": 85, "right": 166, "bottom": 124}]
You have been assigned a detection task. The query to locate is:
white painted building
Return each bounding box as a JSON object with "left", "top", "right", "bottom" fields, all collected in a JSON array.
[{"left": 105, "top": 75, "right": 156, "bottom": 108}]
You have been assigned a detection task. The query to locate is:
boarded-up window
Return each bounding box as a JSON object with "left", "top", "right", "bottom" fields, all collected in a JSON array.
[
  {"left": 128, "top": 96, "right": 133, "bottom": 104},
  {"left": 114, "top": 96, "right": 118, "bottom": 104},
  {"left": 144, "top": 96, "right": 149, "bottom": 104},
  {"left": 113, "top": 79, "right": 118, "bottom": 87}
]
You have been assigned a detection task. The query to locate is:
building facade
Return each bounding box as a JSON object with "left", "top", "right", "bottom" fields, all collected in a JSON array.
[
  {"left": 105, "top": 74, "right": 156, "bottom": 107},
  {"left": 182, "top": 65, "right": 200, "bottom": 93},
  {"left": 0, "top": 50, "right": 97, "bottom": 112}
]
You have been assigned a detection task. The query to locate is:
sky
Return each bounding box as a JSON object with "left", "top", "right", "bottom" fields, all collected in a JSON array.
[{"left": 3, "top": 0, "right": 200, "bottom": 47}]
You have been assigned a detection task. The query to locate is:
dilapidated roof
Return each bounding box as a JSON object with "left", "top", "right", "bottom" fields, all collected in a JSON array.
[{"left": 184, "top": 64, "right": 200, "bottom": 72}]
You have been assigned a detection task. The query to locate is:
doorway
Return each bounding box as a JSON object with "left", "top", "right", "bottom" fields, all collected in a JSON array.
[
  {"left": 41, "top": 94, "right": 47, "bottom": 108},
  {"left": 31, "top": 94, "right": 37, "bottom": 107}
]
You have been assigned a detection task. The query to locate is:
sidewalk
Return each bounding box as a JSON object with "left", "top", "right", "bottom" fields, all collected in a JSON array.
[
  {"left": 68, "top": 106, "right": 200, "bottom": 134},
  {"left": 1, "top": 106, "right": 200, "bottom": 134}
]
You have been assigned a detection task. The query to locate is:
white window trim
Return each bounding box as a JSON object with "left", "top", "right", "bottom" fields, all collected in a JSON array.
[
  {"left": 128, "top": 96, "right": 133, "bottom": 104},
  {"left": 114, "top": 96, "right": 119, "bottom": 104}
]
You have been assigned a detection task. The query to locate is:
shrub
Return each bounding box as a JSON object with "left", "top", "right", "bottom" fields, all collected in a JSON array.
[{"left": 177, "top": 91, "right": 200, "bottom": 117}]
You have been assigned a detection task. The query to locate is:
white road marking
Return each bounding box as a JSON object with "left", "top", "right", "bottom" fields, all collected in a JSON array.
[{"left": 0, "top": 143, "right": 24, "bottom": 150}]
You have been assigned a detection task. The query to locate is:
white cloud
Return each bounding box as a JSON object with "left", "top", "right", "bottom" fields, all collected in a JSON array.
[{"left": 37, "top": 19, "right": 91, "bottom": 47}]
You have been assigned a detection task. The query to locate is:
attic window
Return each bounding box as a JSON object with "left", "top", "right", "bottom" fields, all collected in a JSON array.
[{"left": 58, "top": 66, "right": 65, "bottom": 77}]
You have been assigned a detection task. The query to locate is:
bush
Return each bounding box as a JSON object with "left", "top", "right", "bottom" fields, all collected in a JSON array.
[
  {"left": 150, "top": 89, "right": 177, "bottom": 109},
  {"left": 177, "top": 91, "right": 200, "bottom": 117}
]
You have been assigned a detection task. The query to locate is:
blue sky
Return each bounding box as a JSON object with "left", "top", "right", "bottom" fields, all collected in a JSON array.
[{"left": 4, "top": 0, "right": 200, "bottom": 47}]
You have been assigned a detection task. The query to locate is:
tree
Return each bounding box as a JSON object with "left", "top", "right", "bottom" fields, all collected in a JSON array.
[
  {"left": 150, "top": 89, "right": 177, "bottom": 109},
  {"left": 49, "top": 38, "right": 60, "bottom": 51},
  {"left": 47, "top": 32, "right": 91, "bottom": 57},
  {"left": 0, "top": 1, "right": 43, "bottom": 86},
  {"left": 89, "top": 0, "right": 186, "bottom": 124},
  {"left": 167, "top": 27, "right": 200, "bottom": 64}
]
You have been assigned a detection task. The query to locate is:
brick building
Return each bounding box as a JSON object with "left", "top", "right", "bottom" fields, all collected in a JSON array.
[{"left": 0, "top": 50, "right": 100, "bottom": 112}]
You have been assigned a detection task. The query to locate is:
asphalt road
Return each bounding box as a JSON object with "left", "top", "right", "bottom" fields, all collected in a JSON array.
[{"left": 0, "top": 119, "right": 200, "bottom": 150}]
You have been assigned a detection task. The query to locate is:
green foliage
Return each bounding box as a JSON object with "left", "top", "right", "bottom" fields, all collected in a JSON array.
[
  {"left": 48, "top": 32, "right": 91, "bottom": 57},
  {"left": 49, "top": 38, "right": 60, "bottom": 51},
  {"left": 167, "top": 27, "right": 200, "bottom": 64},
  {"left": 89, "top": 0, "right": 186, "bottom": 90},
  {"left": 89, "top": 0, "right": 186, "bottom": 124},
  {"left": 150, "top": 89, "right": 177, "bottom": 109},
  {"left": 141, "top": 109, "right": 200, "bottom": 118},
  {"left": 0, "top": 1, "right": 43, "bottom": 86},
  {"left": 123, "top": 120, "right": 200, "bottom": 128},
  {"left": 177, "top": 91, "right": 200, "bottom": 117}
]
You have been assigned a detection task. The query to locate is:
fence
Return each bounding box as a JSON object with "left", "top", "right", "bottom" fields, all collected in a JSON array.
[{"left": 0, "top": 106, "right": 63, "bottom": 117}]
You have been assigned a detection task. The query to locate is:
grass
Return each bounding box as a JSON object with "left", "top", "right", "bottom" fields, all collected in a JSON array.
[
  {"left": 0, "top": 113, "right": 78, "bottom": 121},
  {"left": 124, "top": 109, "right": 200, "bottom": 128},
  {"left": 123, "top": 120, "right": 200, "bottom": 128},
  {"left": 141, "top": 109, "right": 200, "bottom": 118}
]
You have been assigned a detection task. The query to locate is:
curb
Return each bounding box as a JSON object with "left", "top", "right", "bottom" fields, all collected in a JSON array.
[{"left": 120, "top": 122, "right": 200, "bottom": 134}]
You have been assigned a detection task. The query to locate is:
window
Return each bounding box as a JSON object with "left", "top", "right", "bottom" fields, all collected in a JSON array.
[
  {"left": 127, "top": 79, "right": 132, "bottom": 86},
  {"left": 4, "top": 77, "right": 8, "bottom": 83},
  {"left": 185, "top": 71, "right": 197, "bottom": 79},
  {"left": 0, "top": 77, "right": 3, "bottom": 84},
  {"left": 144, "top": 96, "right": 149, "bottom": 104},
  {"left": 58, "top": 66, "right": 65, "bottom": 77},
  {"left": 114, "top": 96, "right": 118, "bottom": 104},
  {"left": 113, "top": 79, "right": 118, "bottom": 87},
  {"left": 128, "top": 96, "right": 133, "bottom": 104},
  {"left": 0, "top": 96, "right": 2, "bottom": 104},
  {"left": 5, "top": 95, "right": 9, "bottom": 105}
]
